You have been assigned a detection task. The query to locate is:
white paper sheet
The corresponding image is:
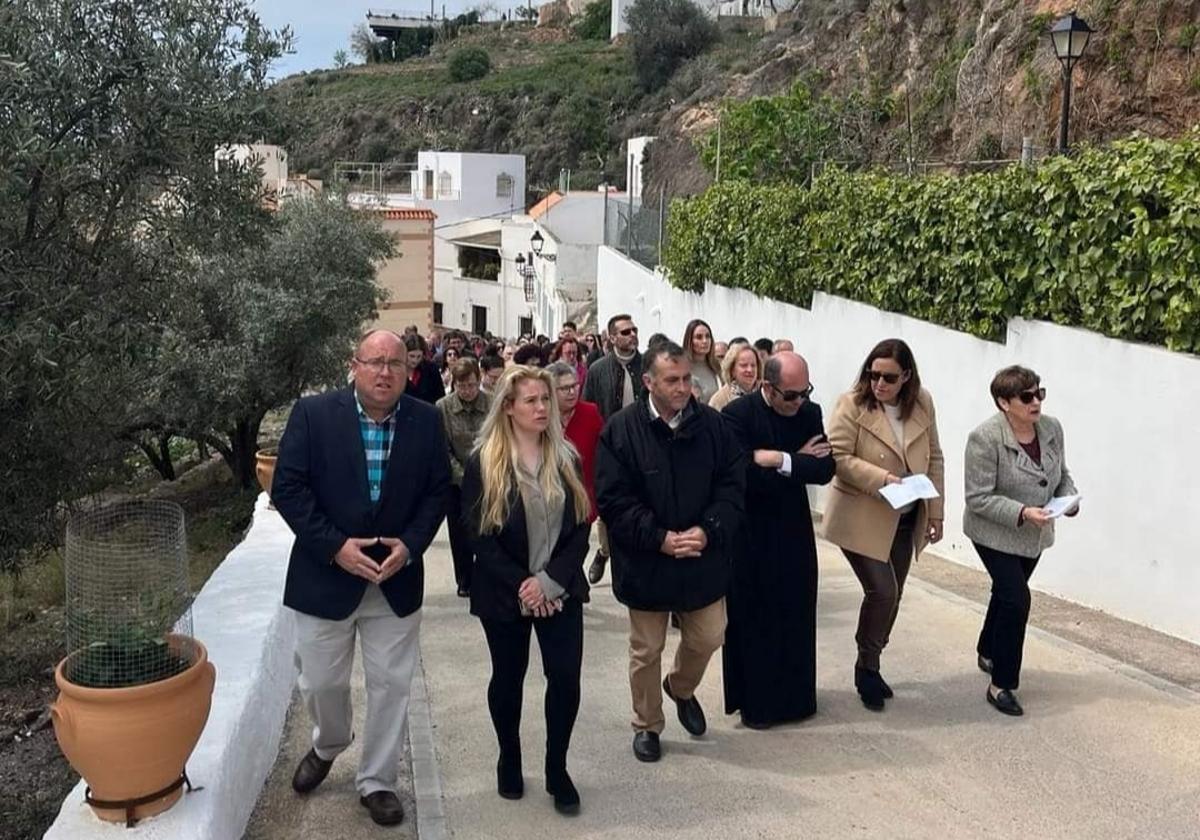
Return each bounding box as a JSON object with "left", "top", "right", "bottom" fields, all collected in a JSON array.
[
  {"left": 878, "top": 473, "right": 941, "bottom": 510},
  {"left": 1044, "top": 494, "right": 1082, "bottom": 519}
]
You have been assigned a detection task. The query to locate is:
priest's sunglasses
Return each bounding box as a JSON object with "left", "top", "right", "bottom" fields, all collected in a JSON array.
[{"left": 769, "top": 382, "right": 814, "bottom": 402}]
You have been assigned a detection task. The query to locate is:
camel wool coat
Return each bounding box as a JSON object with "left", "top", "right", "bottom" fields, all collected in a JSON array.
[{"left": 822, "top": 388, "right": 945, "bottom": 563}]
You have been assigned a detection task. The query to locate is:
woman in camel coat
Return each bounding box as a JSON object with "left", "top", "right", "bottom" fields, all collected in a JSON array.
[{"left": 823, "top": 339, "right": 944, "bottom": 711}]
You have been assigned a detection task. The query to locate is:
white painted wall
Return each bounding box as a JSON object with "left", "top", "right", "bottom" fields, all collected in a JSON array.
[
  {"left": 627, "top": 137, "right": 656, "bottom": 202},
  {"left": 536, "top": 194, "right": 609, "bottom": 245},
  {"left": 597, "top": 246, "right": 1200, "bottom": 644}
]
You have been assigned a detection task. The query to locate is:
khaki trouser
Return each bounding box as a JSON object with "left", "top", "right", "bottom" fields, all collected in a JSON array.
[
  {"left": 293, "top": 584, "right": 421, "bottom": 796},
  {"left": 628, "top": 598, "right": 726, "bottom": 733}
]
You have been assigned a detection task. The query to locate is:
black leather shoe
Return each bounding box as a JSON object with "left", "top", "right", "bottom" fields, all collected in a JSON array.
[
  {"left": 877, "top": 671, "right": 894, "bottom": 700},
  {"left": 663, "top": 675, "right": 706, "bottom": 735},
  {"left": 497, "top": 752, "right": 524, "bottom": 799},
  {"left": 987, "top": 687, "right": 1024, "bottom": 717},
  {"left": 291, "top": 748, "right": 334, "bottom": 794},
  {"left": 977, "top": 654, "right": 994, "bottom": 674},
  {"left": 587, "top": 551, "right": 607, "bottom": 584},
  {"left": 632, "top": 731, "right": 661, "bottom": 762},
  {"left": 740, "top": 715, "right": 773, "bottom": 730},
  {"left": 545, "top": 768, "right": 580, "bottom": 816},
  {"left": 854, "top": 666, "right": 885, "bottom": 712},
  {"left": 456, "top": 586, "right": 470, "bottom": 598},
  {"left": 359, "top": 790, "right": 404, "bottom": 826}
]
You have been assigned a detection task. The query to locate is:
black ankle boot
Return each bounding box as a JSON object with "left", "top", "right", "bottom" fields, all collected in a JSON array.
[
  {"left": 855, "top": 665, "right": 885, "bottom": 711},
  {"left": 545, "top": 764, "right": 580, "bottom": 816},
  {"left": 497, "top": 750, "right": 524, "bottom": 800},
  {"left": 876, "top": 671, "right": 894, "bottom": 699}
]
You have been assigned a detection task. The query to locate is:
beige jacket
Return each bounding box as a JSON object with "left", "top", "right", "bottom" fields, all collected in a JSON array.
[{"left": 822, "top": 388, "right": 945, "bottom": 562}]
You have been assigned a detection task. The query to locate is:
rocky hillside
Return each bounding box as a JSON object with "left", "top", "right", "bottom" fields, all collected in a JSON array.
[{"left": 274, "top": 1, "right": 1200, "bottom": 201}]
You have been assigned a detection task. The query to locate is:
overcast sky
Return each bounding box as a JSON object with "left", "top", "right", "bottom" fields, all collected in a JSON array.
[{"left": 253, "top": 0, "right": 535, "bottom": 78}]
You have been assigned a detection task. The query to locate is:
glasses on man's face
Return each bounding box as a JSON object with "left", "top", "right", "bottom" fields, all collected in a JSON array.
[
  {"left": 1017, "top": 387, "right": 1046, "bottom": 404},
  {"left": 617, "top": 327, "right": 638, "bottom": 337},
  {"left": 867, "top": 370, "right": 903, "bottom": 385},
  {"left": 356, "top": 357, "right": 406, "bottom": 374},
  {"left": 772, "top": 382, "right": 814, "bottom": 402},
  {"left": 556, "top": 383, "right": 579, "bottom": 393}
]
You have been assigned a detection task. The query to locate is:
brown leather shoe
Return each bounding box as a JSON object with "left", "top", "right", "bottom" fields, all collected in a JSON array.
[
  {"left": 360, "top": 790, "right": 405, "bottom": 826},
  {"left": 291, "top": 748, "right": 334, "bottom": 794}
]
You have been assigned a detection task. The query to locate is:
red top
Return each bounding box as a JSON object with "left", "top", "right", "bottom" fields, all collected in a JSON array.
[{"left": 563, "top": 400, "right": 604, "bottom": 523}]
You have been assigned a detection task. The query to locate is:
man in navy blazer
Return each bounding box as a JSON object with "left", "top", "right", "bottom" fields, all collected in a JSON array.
[{"left": 272, "top": 328, "right": 450, "bottom": 827}]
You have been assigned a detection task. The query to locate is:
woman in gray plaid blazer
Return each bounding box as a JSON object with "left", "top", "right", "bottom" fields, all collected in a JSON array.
[{"left": 964, "top": 365, "right": 1079, "bottom": 717}]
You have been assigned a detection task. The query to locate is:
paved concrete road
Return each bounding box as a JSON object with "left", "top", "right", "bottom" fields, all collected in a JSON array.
[
  {"left": 419, "top": 529, "right": 1200, "bottom": 840},
  {"left": 246, "top": 526, "right": 1200, "bottom": 839}
]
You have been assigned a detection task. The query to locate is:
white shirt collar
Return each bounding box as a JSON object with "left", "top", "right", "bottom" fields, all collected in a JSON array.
[{"left": 647, "top": 395, "right": 684, "bottom": 430}]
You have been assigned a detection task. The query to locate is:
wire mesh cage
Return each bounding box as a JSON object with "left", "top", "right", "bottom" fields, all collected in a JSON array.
[{"left": 63, "top": 500, "right": 196, "bottom": 689}]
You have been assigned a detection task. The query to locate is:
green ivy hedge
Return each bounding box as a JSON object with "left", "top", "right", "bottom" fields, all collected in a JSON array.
[{"left": 663, "top": 134, "right": 1200, "bottom": 353}]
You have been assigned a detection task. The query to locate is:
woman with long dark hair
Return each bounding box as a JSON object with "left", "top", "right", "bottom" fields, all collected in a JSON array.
[
  {"left": 682, "top": 319, "right": 722, "bottom": 404},
  {"left": 823, "top": 339, "right": 945, "bottom": 711},
  {"left": 461, "top": 366, "right": 593, "bottom": 815}
]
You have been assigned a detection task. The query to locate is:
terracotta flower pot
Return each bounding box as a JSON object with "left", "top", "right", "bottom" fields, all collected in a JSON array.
[
  {"left": 255, "top": 447, "right": 278, "bottom": 506},
  {"left": 51, "top": 636, "right": 216, "bottom": 824}
]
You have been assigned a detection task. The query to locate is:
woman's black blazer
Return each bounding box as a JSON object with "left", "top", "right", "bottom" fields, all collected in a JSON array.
[{"left": 460, "top": 454, "right": 592, "bottom": 621}]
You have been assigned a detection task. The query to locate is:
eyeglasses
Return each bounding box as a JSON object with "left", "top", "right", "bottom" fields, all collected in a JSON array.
[
  {"left": 617, "top": 327, "right": 638, "bottom": 336},
  {"left": 867, "top": 370, "right": 904, "bottom": 385},
  {"left": 355, "top": 357, "right": 406, "bottom": 374},
  {"left": 556, "top": 383, "right": 579, "bottom": 393},
  {"left": 1016, "top": 387, "right": 1046, "bottom": 404},
  {"left": 771, "top": 382, "right": 814, "bottom": 402}
]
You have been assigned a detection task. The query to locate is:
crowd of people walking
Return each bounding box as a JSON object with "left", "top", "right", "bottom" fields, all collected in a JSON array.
[{"left": 269, "top": 315, "right": 1080, "bottom": 826}]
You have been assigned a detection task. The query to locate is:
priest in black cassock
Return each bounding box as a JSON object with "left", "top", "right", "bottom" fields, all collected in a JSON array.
[{"left": 719, "top": 352, "right": 835, "bottom": 728}]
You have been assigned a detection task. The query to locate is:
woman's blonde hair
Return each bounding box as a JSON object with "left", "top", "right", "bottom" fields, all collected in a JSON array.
[
  {"left": 721, "top": 340, "right": 762, "bottom": 384},
  {"left": 472, "top": 365, "right": 590, "bottom": 533}
]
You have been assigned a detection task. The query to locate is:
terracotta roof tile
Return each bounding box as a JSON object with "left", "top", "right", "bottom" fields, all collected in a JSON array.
[{"left": 371, "top": 209, "right": 437, "bottom": 220}]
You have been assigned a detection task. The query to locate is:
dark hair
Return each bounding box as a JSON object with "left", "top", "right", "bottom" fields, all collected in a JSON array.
[
  {"left": 440, "top": 345, "right": 460, "bottom": 371},
  {"left": 403, "top": 333, "right": 427, "bottom": 354},
  {"left": 851, "top": 338, "right": 921, "bottom": 418},
  {"left": 480, "top": 354, "right": 505, "bottom": 373},
  {"left": 513, "top": 343, "right": 546, "bottom": 367},
  {"left": 562, "top": 321, "right": 577, "bottom": 331},
  {"left": 753, "top": 337, "right": 774, "bottom": 354},
  {"left": 646, "top": 332, "right": 670, "bottom": 349},
  {"left": 990, "top": 365, "right": 1040, "bottom": 409},
  {"left": 451, "top": 357, "right": 481, "bottom": 384},
  {"left": 682, "top": 318, "right": 720, "bottom": 378},
  {"left": 606, "top": 313, "right": 633, "bottom": 335},
  {"left": 762, "top": 355, "right": 783, "bottom": 388},
  {"left": 445, "top": 329, "right": 466, "bottom": 343},
  {"left": 643, "top": 340, "right": 687, "bottom": 375},
  {"left": 729, "top": 335, "right": 748, "bottom": 345}
]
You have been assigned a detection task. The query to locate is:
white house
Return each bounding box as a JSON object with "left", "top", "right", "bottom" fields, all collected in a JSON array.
[
  {"left": 346, "top": 151, "right": 528, "bottom": 335},
  {"left": 214, "top": 143, "right": 288, "bottom": 195}
]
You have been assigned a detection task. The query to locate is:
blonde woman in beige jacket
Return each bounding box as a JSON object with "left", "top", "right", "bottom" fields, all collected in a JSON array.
[{"left": 823, "top": 339, "right": 944, "bottom": 712}]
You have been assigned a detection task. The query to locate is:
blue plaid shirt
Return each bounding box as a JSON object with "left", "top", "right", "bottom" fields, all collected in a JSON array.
[{"left": 355, "top": 393, "right": 396, "bottom": 503}]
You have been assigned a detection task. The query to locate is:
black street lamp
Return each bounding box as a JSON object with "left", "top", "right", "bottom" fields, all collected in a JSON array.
[
  {"left": 530, "top": 230, "right": 544, "bottom": 255},
  {"left": 514, "top": 252, "right": 536, "bottom": 302},
  {"left": 1049, "top": 12, "right": 1094, "bottom": 153}
]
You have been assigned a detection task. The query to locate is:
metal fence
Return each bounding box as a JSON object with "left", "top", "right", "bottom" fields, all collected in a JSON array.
[{"left": 603, "top": 189, "right": 669, "bottom": 271}]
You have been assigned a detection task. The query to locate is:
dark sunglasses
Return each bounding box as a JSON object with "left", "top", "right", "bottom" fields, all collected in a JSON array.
[
  {"left": 771, "top": 382, "right": 814, "bottom": 402},
  {"left": 867, "top": 370, "right": 905, "bottom": 385},
  {"left": 1016, "top": 387, "right": 1046, "bottom": 404},
  {"left": 617, "top": 327, "right": 638, "bottom": 336}
]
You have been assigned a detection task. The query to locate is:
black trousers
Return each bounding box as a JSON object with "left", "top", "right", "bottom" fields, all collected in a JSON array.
[
  {"left": 480, "top": 599, "right": 583, "bottom": 772},
  {"left": 974, "top": 542, "right": 1040, "bottom": 691},
  {"left": 446, "top": 485, "right": 473, "bottom": 591},
  {"left": 842, "top": 510, "right": 917, "bottom": 671}
]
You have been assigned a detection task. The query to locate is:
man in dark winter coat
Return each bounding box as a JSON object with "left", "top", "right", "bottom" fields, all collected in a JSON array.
[
  {"left": 595, "top": 341, "right": 745, "bottom": 763},
  {"left": 719, "top": 351, "right": 835, "bottom": 729},
  {"left": 581, "top": 313, "right": 644, "bottom": 584}
]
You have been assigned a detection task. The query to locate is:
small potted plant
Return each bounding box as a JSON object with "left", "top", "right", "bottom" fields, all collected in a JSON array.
[{"left": 51, "top": 500, "right": 216, "bottom": 826}]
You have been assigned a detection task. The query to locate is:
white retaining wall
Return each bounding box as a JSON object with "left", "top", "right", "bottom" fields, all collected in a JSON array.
[
  {"left": 45, "top": 494, "right": 298, "bottom": 839},
  {"left": 598, "top": 246, "right": 1200, "bottom": 644}
]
